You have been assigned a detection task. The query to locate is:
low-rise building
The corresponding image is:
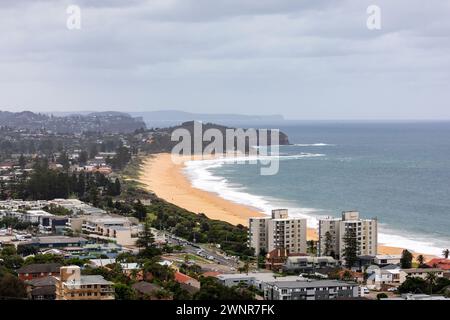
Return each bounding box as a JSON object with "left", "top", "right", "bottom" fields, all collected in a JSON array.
[
  {"left": 217, "top": 272, "right": 307, "bottom": 292},
  {"left": 399, "top": 268, "right": 444, "bottom": 283},
  {"left": 366, "top": 265, "right": 401, "bottom": 290},
  {"left": 132, "top": 281, "right": 170, "bottom": 300},
  {"left": 17, "top": 263, "right": 62, "bottom": 281},
  {"left": 374, "top": 254, "right": 402, "bottom": 266},
  {"left": 381, "top": 293, "right": 450, "bottom": 300},
  {"left": 426, "top": 258, "right": 450, "bottom": 270},
  {"left": 265, "top": 280, "right": 360, "bottom": 300},
  {"left": 21, "top": 236, "right": 88, "bottom": 249},
  {"left": 25, "top": 276, "right": 58, "bottom": 300},
  {"left": 55, "top": 265, "right": 114, "bottom": 300},
  {"left": 283, "top": 256, "right": 338, "bottom": 272},
  {"left": 70, "top": 215, "right": 140, "bottom": 246}
]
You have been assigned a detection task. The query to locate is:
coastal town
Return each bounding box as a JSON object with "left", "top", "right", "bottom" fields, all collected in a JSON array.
[{"left": 0, "top": 111, "right": 449, "bottom": 301}]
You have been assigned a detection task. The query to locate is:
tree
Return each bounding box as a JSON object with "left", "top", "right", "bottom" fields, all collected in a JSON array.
[
  {"left": 114, "top": 283, "right": 136, "bottom": 300},
  {"left": 307, "top": 240, "right": 317, "bottom": 255},
  {"left": 18, "top": 154, "right": 26, "bottom": 169},
  {"left": 57, "top": 151, "right": 70, "bottom": 172},
  {"left": 443, "top": 249, "right": 450, "bottom": 259},
  {"left": 136, "top": 221, "right": 161, "bottom": 258},
  {"left": 133, "top": 200, "right": 147, "bottom": 221},
  {"left": 398, "top": 277, "right": 427, "bottom": 294},
  {"left": 0, "top": 273, "right": 27, "bottom": 299},
  {"left": 324, "top": 231, "right": 335, "bottom": 257},
  {"left": 376, "top": 293, "right": 388, "bottom": 300},
  {"left": 194, "top": 277, "right": 255, "bottom": 300},
  {"left": 416, "top": 254, "right": 425, "bottom": 267},
  {"left": 400, "top": 250, "right": 413, "bottom": 269},
  {"left": 342, "top": 227, "right": 357, "bottom": 269},
  {"left": 425, "top": 272, "right": 438, "bottom": 295},
  {"left": 78, "top": 150, "right": 88, "bottom": 165},
  {"left": 143, "top": 260, "right": 174, "bottom": 282}
]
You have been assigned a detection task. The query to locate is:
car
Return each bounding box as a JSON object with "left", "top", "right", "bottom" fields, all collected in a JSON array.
[
  {"left": 387, "top": 287, "right": 397, "bottom": 292},
  {"left": 361, "top": 287, "right": 370, "bottom": 294}
]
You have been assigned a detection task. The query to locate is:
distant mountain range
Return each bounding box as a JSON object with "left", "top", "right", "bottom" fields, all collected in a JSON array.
[
  {"left": 46, "top": 110, "right": 285, "bottom": 127},
  {"left": 0, "top": 110, "right": 146, "bottom": 134}
]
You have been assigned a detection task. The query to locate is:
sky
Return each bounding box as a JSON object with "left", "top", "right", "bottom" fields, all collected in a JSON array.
[{"left": 0, "top": 0, "right": 450, "bottom": 120}]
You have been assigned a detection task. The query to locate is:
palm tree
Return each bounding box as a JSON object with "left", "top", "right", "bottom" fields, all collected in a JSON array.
[
  {"left": 425, "top": 272, "right": 437, "bottom": 295},
  {"left": 443, "top": 249, "right": 449, "bottom": 259},
  {"left": 416, "top": 254, "right": 425, "bottom": 266}
]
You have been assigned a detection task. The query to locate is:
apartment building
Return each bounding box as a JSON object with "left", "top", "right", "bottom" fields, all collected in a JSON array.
[
  {"left": 265, "top": 279, "right": 359, "bottom": 300},
  {"left": 249, "top": 209, "right": 307, "bottom": 256},
  {"left": 67, "top": 215, "right": 140, "bottom": 246},
  {"left": 318, "top": 211, "right": 377, "bottom": 261},
  {"left": 248, "top": 216, "right": 271, "bottom": 255},
  {"left": 55, "top": 266, "right": 114, "bottom": 300},
  {"left": 217, "top": 272, "right": 307, "bottom": 292}
]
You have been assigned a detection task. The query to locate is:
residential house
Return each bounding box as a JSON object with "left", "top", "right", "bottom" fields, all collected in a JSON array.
[
  {"left": 426, "top": 258, "right": 450, "bottom": 270},
  {"left": 374, "top": 254, "right": 402, "bottom": 266},
  {"left": 366, "top": 265, "right": 401, "bottom": 290},
  {"left": 174, "top": 271, "right": 200, "bottom": 294},
  {"left": 132, "top": 281, "right": 171, "bottom": 300},
  {"left": 399, "top": 268, "right": 444, "bottom": 283},
  {"left": 25, "top": 276, "right": 58, "bottom": 300}
]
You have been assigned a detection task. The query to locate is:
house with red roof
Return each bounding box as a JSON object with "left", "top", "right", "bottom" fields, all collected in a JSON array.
[
  {"left": 174, "top": 271, "right": 200, "bottom": 293},
  {"left": 426, "top": 258, "right": 450, "bottom": 270}
]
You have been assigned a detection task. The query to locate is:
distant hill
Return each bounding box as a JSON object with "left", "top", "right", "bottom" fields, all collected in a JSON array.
[
  {"left": 142, "top": 120, "right": 289, "bottom": 154},
  {"left": 48, "top": 110, "right": 286, "bottom": 128},
  {"left": 129, "top": 110, "right": 285, "bottom": 127},
  {"left": 0, "top": 110, "right": 146, "bottom": 134}
]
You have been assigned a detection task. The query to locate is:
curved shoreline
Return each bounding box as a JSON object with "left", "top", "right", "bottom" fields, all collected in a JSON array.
[{"left": 138, "top": 153, "right": 437, "bottom": 258}]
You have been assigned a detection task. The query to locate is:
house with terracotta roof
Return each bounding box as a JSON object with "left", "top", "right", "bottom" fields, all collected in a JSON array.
[
  {"left": 174, "top": 271, "right": 200, "bottom": 293},
  {"left": 17, "top": 263, "right": 62, "bottom": 281},
  {"left": 426, "top": 258, "right": 450, "bottom": 270}
]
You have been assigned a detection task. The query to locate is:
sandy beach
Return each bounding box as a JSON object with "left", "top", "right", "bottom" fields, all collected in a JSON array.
[{"left": 138, "top": 153, "right": 435, "bottom": 259}]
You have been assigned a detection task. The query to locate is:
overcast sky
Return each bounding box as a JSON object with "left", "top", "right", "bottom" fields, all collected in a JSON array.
[{"left": 1, "top": 0, "right": 449, "bottom": 119}]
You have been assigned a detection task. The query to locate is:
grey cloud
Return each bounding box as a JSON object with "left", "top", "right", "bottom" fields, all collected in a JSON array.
[{"left": 0, "top": 0, "right": 449, "bottom": 119}]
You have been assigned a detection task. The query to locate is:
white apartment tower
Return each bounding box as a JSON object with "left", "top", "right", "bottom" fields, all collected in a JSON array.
[
  {"left": 249, "top": 209, "right": 307, "bottom": 256},
  {"left": 318, "top": 211, "right": 377, "bottom": 261}
]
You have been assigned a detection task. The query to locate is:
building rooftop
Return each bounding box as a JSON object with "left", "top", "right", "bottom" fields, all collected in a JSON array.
[
  {"left": 30, "top": 236, "right": 87, "bottom": 245},
  {"left": 132, "top": 281, "right": 161, "bottom": 295},
  {"left": 375, "top": 254, "right": 402, "bottom": 259},
  {"left": 217, "top": 272, "right": 307, "bottom": 283},
  {"left": 402, "top": 268, "right": 443, "bottom": 273},
  {"left": 266, "top": 279, "right": 357, "bottom": 289},
  {"left": 26, "top": 276, "right": 58, "bottom": 287},
  {"left": 17, "top": 263, "right": 62, "bottom": 274},
  {"left": 63, "top": 275, "right": 113, "bottom": 286}
]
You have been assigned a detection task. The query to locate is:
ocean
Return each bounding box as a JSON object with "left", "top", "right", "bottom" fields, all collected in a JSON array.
[{"left": 182, "top": 121, "right": 450, "bottom": 256}]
